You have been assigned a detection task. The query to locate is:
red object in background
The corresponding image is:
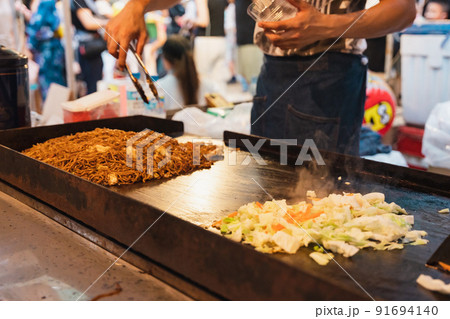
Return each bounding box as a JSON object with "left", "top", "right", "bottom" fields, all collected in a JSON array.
[
  {"left": 396, "top": 126, "right": 425, "bottom": 158},
  {"left": 363, "top": 74, "right": 397, "bottom": 136},
  {"left": 63, "top": 102, "right": 120, "bottom": 123},
  {"left": 62, "top": 91, "right": 120, "bottom": 123},
  {"left": 396, "top": 125, "right": 427, "bottom": 170}
]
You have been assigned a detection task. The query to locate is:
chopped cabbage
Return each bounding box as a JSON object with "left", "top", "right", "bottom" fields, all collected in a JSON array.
[
  {"left": 214, "top": 192, "right": 428, "bottom": 265},
  {"left": 309, "top": 252, "right": 334, "bottom": 266}
]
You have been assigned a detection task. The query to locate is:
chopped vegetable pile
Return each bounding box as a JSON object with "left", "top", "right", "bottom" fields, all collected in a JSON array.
[{"left": 212, "top": 191, "right": 428, "bottom": 265}]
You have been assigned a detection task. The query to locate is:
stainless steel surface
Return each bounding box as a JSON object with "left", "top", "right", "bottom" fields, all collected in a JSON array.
[
  {"left": 0, "top": 191, "right": 190, "bottom": 301},
  {"left": 0, "top": 180, "right": 221, "bottom": 301}
]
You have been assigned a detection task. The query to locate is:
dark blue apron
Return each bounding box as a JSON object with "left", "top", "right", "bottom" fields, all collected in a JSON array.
[{"left": 251, "top": 52, "right": 367, "bottom": 156}]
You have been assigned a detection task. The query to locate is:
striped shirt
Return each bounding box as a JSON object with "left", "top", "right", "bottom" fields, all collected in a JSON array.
[{"left": 254, "top": 0, "right": 368, "bottom": 56}]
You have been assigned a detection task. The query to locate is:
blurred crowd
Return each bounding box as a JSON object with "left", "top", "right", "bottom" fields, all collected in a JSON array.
[
  {"left": 417, "top": 0, "right": 450, "bottom": 20},
  {"left": 0, "top": 0, "right": 449, "bottom": 109}
]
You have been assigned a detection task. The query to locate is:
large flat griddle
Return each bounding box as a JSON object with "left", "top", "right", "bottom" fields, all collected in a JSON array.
[{"left": 0, "top": 116, "right": 449, "bottom": 301}]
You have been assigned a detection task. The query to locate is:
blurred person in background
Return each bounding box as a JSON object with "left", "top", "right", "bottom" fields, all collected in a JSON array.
[
  {"left": 157, "top": 35, "right": 211, "bottom": 110},
  {"left": 192, "top": 0, "right": 230, "bottom": 91},
  {"left": 415, "top": 0, "right": 427, "bottom": 22},
  {"left": 179, "top": 0, "right": 209, "bottom": 39},
  {"left": 142, "top": 10, "right": 167, "bottom": 75},
  {"left": 0, "top": 0, "right": 19, "bottom": 49},
  {"left": 166, "top": 3, "right": 185, "bottom": 36},
  {"left": 71, "top": 0, "right": 109, "bottom": 94},
  {"left": 27, "top": 0, "right": 66, "bottom": 101},
  {"left": 0, "top": 0, "right": 34, "bottom": 50},
  {"left": 196, "top": 0, "right": 226, "bottom": 37},
  {"left": 235, "top": 0, "right": 263, "bottom": 90},
  {"left": 423, "top": 0, "right": 450, "bottom": 19},
  {"left": 224, "top": 0, "right": 238, "bottom": 84},
  {"left": 96, "top": 0, "right": 114, "bottom": 16}
]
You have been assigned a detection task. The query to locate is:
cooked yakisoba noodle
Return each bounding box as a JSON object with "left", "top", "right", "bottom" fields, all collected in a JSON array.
[{"left": 22, "top": 128, "right": 218, "bottom": 186}]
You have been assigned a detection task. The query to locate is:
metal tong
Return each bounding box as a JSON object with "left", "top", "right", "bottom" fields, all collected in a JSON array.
[{"left": 125, "top": 43, "right": 160, "bottom": 104}]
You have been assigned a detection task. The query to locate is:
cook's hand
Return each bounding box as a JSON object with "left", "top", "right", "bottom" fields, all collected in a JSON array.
[
  {"left": 258, "top": 0, "right": 330, "bottom": 51},
  {"left": 104, "top": 1, "right": 148, "bottom": 69}
]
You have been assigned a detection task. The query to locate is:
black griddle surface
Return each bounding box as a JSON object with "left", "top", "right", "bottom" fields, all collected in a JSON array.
[
  {"left": 0, "top": 117, "right": 449, "bottom": 300},
  {"left": 112, "top": 147, "right": 450, "bottom": 301}
]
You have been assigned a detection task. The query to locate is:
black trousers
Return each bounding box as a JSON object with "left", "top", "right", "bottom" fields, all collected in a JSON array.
[{"left": 78, "top": 53, "right": 103, "bottom": 95}]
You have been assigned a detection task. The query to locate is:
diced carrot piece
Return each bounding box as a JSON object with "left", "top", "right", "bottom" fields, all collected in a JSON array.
[
  {"left": 284, "top": 204, "right": 314, "bottom": 224},
  {"left": 304, "top": 204, "right": 312, "bottom": 214},
  {"left": 272, "top": 223, "right": 285, "bottom": 231},
  {"left": 255, "top": 202, "right": 263, "bottom": 209},
  {"left": 298, "top": 211, "right": 324, "bottom": 222},
  {"left": 439, "top": 261, "right": 450, "bottom": 272},
  {"left": 285, "top": 216, "right": 296, "bottom": 224},
  {"left": 228, "top": 211, "right": 238, "bottom": 218},
  {"left": 212, "top": 220, "right": 222, "bottom": 227}
]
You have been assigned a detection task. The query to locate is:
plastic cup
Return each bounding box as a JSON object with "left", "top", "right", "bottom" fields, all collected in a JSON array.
[
  {"left": 247, "top": 0, "right": 336, "bottom": 22},
  {"left": 247, "top": 0, "right": 298, "bottom": 22}
]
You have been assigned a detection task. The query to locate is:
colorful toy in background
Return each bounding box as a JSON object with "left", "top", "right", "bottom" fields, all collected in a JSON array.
[{"left": 363, "top": 73, "right": 397, "bottom": 136}]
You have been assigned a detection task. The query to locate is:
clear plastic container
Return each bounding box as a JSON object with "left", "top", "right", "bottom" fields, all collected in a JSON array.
[
  {"left": 62, "top": 90, "right": 120, "bottom": 123},
  {"left": 247, "top": 0, "right": 335, "bottom": 22},
  {"left": 247, "top": 0, "right": 297, "bottom": 22},
  {"left": 126, "top": 80, "right": 166, "bottom": 118},
  {"left": 126, "top": 84, "right": 146, "bottom": 116}
]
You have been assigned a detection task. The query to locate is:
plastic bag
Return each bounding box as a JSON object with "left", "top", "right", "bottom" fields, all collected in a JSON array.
[
  {"left": 172, "top": 103, "right": 252, "bottom": 139},
  {"left": 422, "top": 101, "right": 450, "bottom": 169}
]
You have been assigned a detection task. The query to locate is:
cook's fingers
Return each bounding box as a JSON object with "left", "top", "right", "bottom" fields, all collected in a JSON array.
[
  {"left": 136, "top": 32, "right": 148, "bottom": 56},
  {"left": 264, "top": 32, "right": 283, "bottom": 43},
  {"left": 273, "top": 40, "right": 300, "bottom": 50},
  {"left": 106, "top": 33, "right": 120, "bottom": 58},
  {"left": 117, "top": 41, "right": 129, "bottom": 70},
  {"left": 264, "top": 30, "right": 296, "bottom": 42},
  {"left": 258, "top": 17, "right": 296, "bottom": 31}
]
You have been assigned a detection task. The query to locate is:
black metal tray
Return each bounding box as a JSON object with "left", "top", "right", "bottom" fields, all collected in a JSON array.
[{"left": 0, "top": 117, "right": 449, "bottom": 300}]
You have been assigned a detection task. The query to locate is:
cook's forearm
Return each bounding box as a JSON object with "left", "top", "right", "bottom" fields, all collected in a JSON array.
[{"left": 328, "top": 0, "right": 415, "bottom": 39}]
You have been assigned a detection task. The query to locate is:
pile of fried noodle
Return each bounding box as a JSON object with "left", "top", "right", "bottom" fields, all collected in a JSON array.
[{"left": 22, "top": 128, "right": 218, "bottom": 186}]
